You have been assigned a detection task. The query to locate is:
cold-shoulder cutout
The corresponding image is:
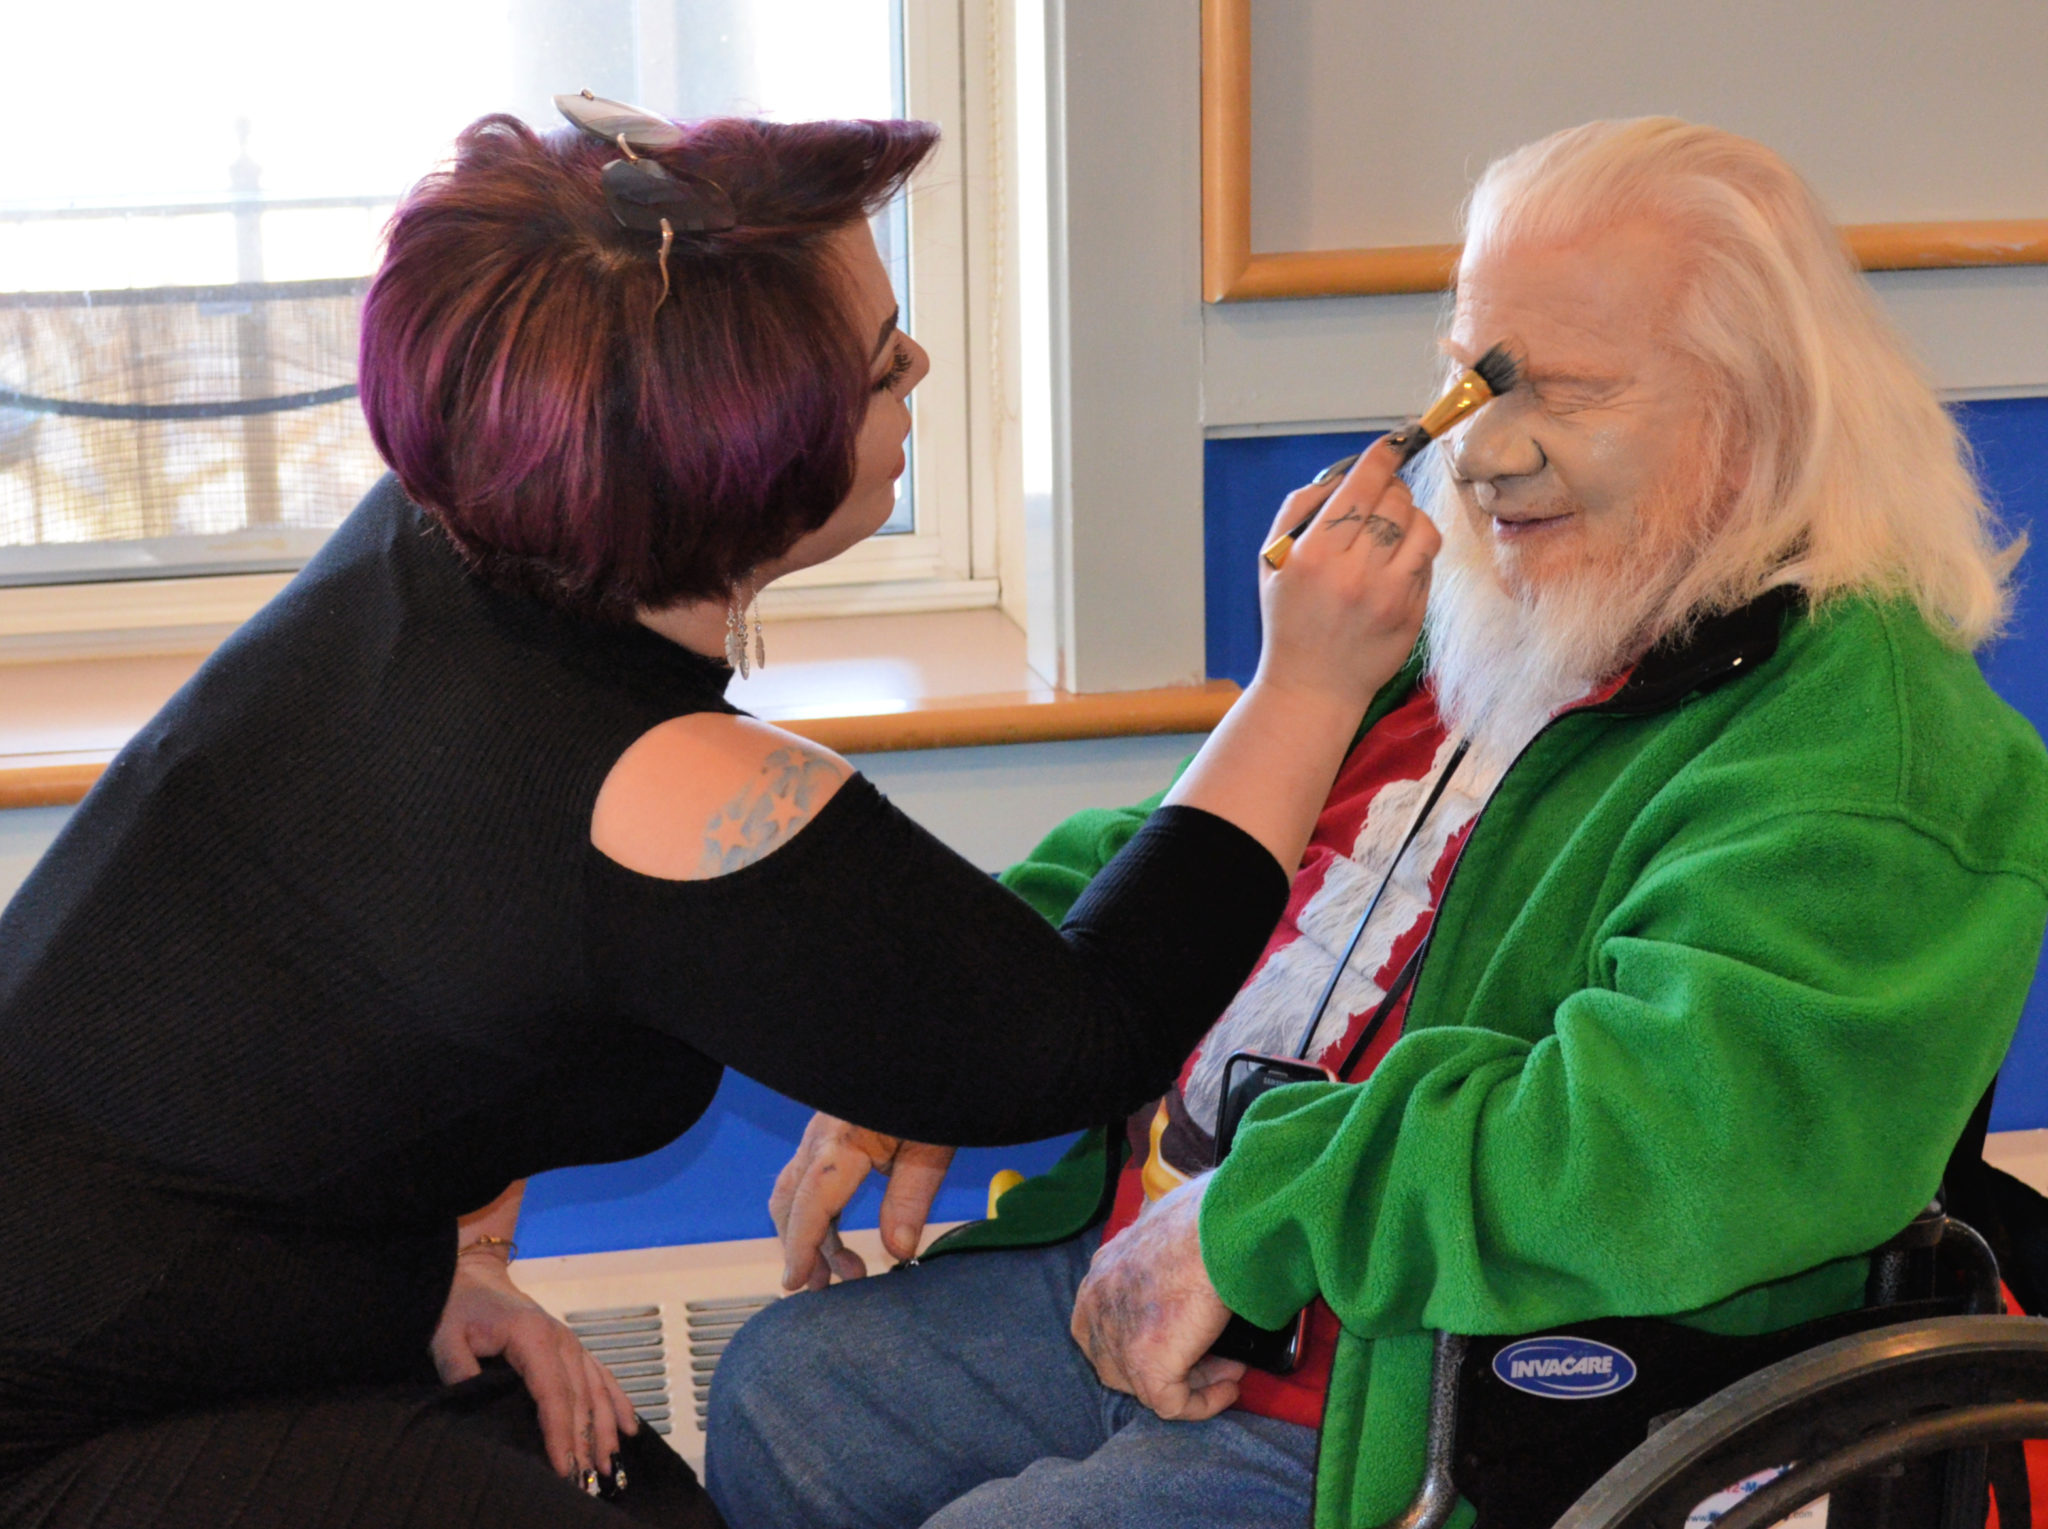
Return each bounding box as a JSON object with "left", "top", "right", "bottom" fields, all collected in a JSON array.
[{"left": 591, "top": 713, "right": 854, "bottom": 880}]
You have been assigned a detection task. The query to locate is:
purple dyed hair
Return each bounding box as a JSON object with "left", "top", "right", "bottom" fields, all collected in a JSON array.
[{"left": 358, "top": 112, "right": 939, "bottom": 620}]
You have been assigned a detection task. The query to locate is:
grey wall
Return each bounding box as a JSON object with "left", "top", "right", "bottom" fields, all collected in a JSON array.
[
  {"left": 1248, "top": 0, "right": 2048, "bottom": 253},
  {"left": 1202, "top": 0, "right": 2048, "bottom": 432},
  {"left": 0, "top": 806, "right": 69, "bottom": 905}
]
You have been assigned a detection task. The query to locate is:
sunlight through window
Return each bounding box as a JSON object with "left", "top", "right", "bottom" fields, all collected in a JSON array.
[{"left": 0, "top": 0, "right": 910, "bottom": 585}]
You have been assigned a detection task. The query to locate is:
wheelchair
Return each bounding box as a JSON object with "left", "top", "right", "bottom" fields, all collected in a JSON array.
[{"left": 1377, "top": 1090, "right": 2048, "bottom": 1529}]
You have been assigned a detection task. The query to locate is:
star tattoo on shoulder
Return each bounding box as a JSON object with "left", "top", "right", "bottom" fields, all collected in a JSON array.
[{"left": 699, "top": 745, "right": 851, "bottom": 875}]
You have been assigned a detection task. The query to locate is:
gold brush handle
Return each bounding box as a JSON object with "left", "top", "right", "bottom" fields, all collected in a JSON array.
[
  {"left": 1258, "top": 432, "right": 1424, "bottom": 569},
  {"left": 1258, "top": 367, "right": 1498, "bottom": 569}
]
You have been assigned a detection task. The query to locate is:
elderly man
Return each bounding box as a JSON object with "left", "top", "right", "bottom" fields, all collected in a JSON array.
[{"left": 705, "top": 118, "right": 2048, "bottom": 1528}]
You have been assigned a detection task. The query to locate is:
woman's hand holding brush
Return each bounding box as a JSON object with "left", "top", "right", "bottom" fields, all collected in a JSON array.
[
  {"left": 1161, "top": 436, "right": 1439, "bottom": 877},
  {"left": 1260, "top": 341, "right": 1519, "bottom": 570},
  {"left": 1254, "top": 435, "right": 1440, "bottom": 717}
]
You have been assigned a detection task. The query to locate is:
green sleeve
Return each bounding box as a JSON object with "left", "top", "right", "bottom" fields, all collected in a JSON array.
[
  {"left": 1200, "top": 808, "right": 2048, "bottom": 1337},
  {"left": 996, "top": 777, "right": 1185, "bottom": 924}
]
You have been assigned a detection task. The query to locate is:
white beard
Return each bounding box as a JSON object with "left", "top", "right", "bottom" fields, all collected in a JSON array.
[{"left": 1422, "top": 489, "right": 1705, "bottom": 764}]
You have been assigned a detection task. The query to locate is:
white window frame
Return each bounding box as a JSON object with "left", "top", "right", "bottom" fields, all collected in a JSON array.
[
  {"left": 0, "top": 0, "right": 1018, "bottom": 657},
  {"left": 763, "top": 0, "right": 1000, "bottom": 619}
]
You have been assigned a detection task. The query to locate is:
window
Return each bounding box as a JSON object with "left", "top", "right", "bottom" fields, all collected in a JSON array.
[{"left": 0, "top": 0, "right": 1006, "bottom": 651}]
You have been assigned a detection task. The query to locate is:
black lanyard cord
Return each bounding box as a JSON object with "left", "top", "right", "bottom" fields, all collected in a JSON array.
[
  {"left": 1289, "top": 737, "right": 1471, "bottom": 1062},
  {"left": 1333, "top": 932, "right": 1430, "bottom": 1080}
]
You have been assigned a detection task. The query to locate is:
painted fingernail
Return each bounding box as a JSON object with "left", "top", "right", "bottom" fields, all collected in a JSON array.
[
  {"left": 580, "top": 1467, "right": 602, "bottom": 1496},
  {"left": 611, "top": 1454, "right": 628, "bottom": 1494},
  {"left": 1310, "top": 452, "right": 1361, "bottom": 486}
]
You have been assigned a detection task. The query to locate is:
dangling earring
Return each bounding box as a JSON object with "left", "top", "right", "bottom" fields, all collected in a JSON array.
[
  {"left": 724, "top": 588, "right": 750, "bottom": 678},
  {"left": 724, "top": 582, "right": 765, "bottom": 678}
]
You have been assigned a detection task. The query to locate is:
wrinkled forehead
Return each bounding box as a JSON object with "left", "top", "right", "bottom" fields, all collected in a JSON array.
[{"left": 1448, "top": 220, "right": 1688, "bottom": 376}]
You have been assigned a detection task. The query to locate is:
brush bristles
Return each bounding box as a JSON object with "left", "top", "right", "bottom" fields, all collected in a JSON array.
[{"left": 1471, "top": 342, "right": 1520, "bottom": 399}]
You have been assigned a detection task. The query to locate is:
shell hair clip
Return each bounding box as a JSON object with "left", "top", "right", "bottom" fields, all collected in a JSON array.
[{"left": 554, "top": 89, "right": 739, "bottom": 313}]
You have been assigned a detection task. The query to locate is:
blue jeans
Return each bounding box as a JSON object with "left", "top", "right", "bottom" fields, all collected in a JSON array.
[{"left": 704, "top": 1231, "right": 1319, "bottom": 1529}]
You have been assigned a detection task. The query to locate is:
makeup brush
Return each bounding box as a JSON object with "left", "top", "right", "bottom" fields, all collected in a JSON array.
[{"left": 1260, "top": 343, "right": 1521, "bottom": 569}]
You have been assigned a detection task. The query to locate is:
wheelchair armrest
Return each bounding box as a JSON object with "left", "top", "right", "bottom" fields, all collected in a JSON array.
[
  {"left": 1873, "top": 1201, "right": 1947, "bottom": 1255},
  {"left": 1867, "top": 1206, "right": 2002, "bottom": 1314},
  {"left": 1385, "top": 1332, "right": 1469, "bottom": 1529}
]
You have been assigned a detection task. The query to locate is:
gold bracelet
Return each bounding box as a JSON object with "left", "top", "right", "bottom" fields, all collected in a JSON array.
[{"left": 459, "top": 1235, "right": 519, "bottom": 1262}]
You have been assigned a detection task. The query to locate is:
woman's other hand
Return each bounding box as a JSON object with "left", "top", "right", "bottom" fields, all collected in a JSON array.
[
  {"left": 430, "top": 1247, "right": 638, "bottom": 1490},
  {"left": 770, "top": 1112, "right": 955, "bottom": 1291}
]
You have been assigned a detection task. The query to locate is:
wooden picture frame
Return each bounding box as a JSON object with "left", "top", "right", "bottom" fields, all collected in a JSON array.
[{"left": 1200, "top": 0, "right": 2048, "bottom": 303}]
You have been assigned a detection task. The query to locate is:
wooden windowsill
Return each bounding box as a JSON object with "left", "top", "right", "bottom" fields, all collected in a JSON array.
[{"left": 0, "top": 608, "right": 1236, "bottom": 811}]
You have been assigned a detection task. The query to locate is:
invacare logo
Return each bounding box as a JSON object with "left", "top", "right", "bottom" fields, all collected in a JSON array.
[{"left": 1492, "top": 1336, "right": 1637, "bottom": 1399}]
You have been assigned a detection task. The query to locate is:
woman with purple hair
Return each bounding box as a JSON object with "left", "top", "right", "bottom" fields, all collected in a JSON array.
[{"left": 0, "top": 106, "right": 1436, "bottom": 1527}]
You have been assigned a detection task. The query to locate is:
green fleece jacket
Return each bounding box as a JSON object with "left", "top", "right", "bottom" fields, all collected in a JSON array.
[{"left": 928, "top": 593, "right": 2048, "bottom": 1528}]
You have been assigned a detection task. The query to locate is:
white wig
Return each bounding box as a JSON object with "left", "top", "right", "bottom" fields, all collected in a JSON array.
[{"left": 1453, "top": 116, "right": 2018, "bottom": 649}]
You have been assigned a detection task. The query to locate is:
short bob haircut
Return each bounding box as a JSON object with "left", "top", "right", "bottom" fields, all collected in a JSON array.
[{"left": 359, "top": 112, "right": 939, "bottom": 621}]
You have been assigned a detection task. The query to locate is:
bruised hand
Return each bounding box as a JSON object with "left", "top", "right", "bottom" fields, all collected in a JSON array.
[{"left": 1068, "top": 1173, "right": 1246, "bottom": 1421}]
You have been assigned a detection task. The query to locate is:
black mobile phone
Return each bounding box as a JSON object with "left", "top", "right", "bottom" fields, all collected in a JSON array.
[
  {"left": 1211, "top": 1306, "right": 1310, "bottom": 1372},
  {"left": 1207, "top": 1051, "right": 1333, "bottom": 1374},
  {"left": 1212, "top": 1052, "right": 1333, "bottom": 1162}
]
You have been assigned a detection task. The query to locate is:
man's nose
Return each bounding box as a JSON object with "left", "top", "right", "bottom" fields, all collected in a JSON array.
[{"left": 1449, "top": 399, "right": 1546, "bottom": 486}]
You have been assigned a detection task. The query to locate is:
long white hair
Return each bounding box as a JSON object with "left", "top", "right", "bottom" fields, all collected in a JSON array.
[{"left": 1434, "top": 116, "right": 2018, "bottom": 650}]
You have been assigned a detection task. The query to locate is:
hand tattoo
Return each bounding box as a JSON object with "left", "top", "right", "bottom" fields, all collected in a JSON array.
[
  {"left": 699, "top": 746, "right": 849, "bottom": 875},
  {"left": 1321, "top": 508, "right": 1405, "bottom": 548}
]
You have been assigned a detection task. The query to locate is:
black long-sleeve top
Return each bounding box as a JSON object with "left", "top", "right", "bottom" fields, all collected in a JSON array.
[{"left": 0, "top": 477, "right": 1285, "bottom": 1443}]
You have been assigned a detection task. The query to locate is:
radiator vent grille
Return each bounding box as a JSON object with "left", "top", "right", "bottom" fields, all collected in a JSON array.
[
  {"left": 683, "top": 1294, "right": 778, "bottom": 1433},
  {"left": 565, "top": 1304, "right": 672, "bottom": 1435},
  {"left": 566, "top": 1293, "right": 778, "bottom": 1436}
]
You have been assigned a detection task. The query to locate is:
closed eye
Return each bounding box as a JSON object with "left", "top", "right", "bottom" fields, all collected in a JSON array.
[
  {"left": 872, "top": 345, "right": 913, "bottom": 394},
  {"left": 1530, "top": 371, "right": 1625, "bottom": 410}
]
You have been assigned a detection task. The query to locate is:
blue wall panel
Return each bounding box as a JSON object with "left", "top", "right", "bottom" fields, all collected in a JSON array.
[
  {"left": 1967, "top": 398, "right": 2048, "bottom": 1131},
  {"left": 1205, "top": 397, "right": 2048, "bottom": 1130},
  {"left": 1204, "top": 428, "right": 1381, "bottom": 687}
]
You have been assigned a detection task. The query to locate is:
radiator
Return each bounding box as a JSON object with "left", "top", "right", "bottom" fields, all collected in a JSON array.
[{"left": 512, "top": 1225, "right": 957, "bottom": 1477}]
